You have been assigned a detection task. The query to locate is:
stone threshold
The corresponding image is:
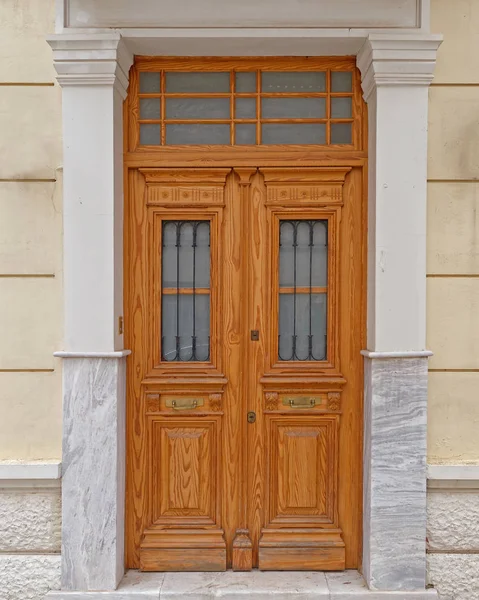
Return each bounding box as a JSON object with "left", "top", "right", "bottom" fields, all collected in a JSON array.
[{"left": 47, "top": 570, "right": 438, "bottom": 599}]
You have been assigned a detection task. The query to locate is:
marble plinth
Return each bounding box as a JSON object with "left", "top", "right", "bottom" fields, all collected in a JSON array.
[
  {"left": 363, "top": 357, "right": 429, "bottom": 591},
  {"left": 61, "top": 357, "right": 127, "bottom": 591}
]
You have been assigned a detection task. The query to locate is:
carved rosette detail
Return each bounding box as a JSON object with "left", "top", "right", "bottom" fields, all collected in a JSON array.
[
  {"left": 209, "top": 393, "right": 223, "bottom": 412},
  {"left": 328, "top": 392, "right": 341, "bottom": 411},
  {"left": 265, "top": 392, "right": 279, "bottom": 411},
  {"left": 149, "top": 185, "right": 223, "bottom": 205},
  {"left": 145, "top": 393, "right": 160, "bottom": 413}
]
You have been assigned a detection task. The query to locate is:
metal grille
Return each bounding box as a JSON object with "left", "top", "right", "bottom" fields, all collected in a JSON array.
[
  {"left": 161, "top": 220, "right": 211, "bottom": 362},
  {"left": 278, "top": 220, "right": 328, "bottom": 361}
]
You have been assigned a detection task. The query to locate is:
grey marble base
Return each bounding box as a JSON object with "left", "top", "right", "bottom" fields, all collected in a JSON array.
[
  {"left": 47, "top": 570, "right": 438, "bottom": 599},
  {"left": 61, "top": 357, "right": 127, "bottom": 591},
  {"left": 363, "top": 357, "right": 429, "bottom": 591}
]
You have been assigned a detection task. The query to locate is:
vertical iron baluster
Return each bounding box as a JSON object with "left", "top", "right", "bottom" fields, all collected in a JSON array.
[
  {"left": 292, "top": 221, "right": 298, "bottom": 360},
  {"left": 308, "top": 220, "right": 314, "bottom": 360},
  {"left": 175, "top": 221, "right": 181, "bottom": 361},
  {"left": 190, "top": 221, "right": 198, "bottom": 361}
]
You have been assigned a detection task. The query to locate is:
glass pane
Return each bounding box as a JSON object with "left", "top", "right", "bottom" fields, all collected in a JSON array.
[
  {"left": 280, "top": 221, "right": 328, "bottom": 288},
  {"left": 162, "top": 221, "right": 178, "bottom": 288},
  {"left": 279, "top": 293, "right": 327, "bottom": 361},
  {"left": 235, "top": 72, "right": 256, "bottom": 93},
  {"left": 140, "top": 98, "right": 160, "bottom": 120},
  {"left": 262, "top": 71, "right": 326, "bottom": 93},
  {"left": 140, "top": 124, "right": 161, "bottom": 145},
  {"left": 331, "top": 97, "right": 352, "bottom": 119},
  {"left": 166, "top": 72, "right": 230, "bottom": 93},
  {"left": 262, "top": 123, "right": 325, "bottom": 144},
  {"left": 195, "top": 222, "right": 211, "bottom": 288},
  {"left": 161, "top": 294, "right": 210, "bottom": 362},
  {"left": 166, "top": 98, "right": 230, "bottom": 120},
  {"left": 140, "top": 72, "right": 161, "bottom": 94},
  {"left": 279, "top": 221, "right": 295, "bottom": 287},
  {"left": 235, "top": 98, "right": 256, "bottom": 119},
  {"left": 235, "top": 124, "right": 256, "bottom": 145},
  {"left": 331, "top": 123, "right": 352, "bottom": 144},
  {"left": 331, "top": 71, "right": 353, "bottom": 92},
  {"left": 166, "top": 124, "right": 230, "bottom": 145},
  {"left": 162, "top": 220, "right": 211, "bottom": 362},
  {"left": 262, "top": 97, "right": 326, "bottom": 119}
]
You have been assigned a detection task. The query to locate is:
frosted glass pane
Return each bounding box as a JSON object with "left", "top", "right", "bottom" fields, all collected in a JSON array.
[
  {"left": 140, "top": 98, "right": 160, "bottom": 119},
  {"left": 262, "top": 72, "right": 326, "bottom": 93},
  {"left": 161, "top": 294, "right": 210, "bottom": 361},
  {"left": 235, "top": 98, "right": 256, "bottom": 119},
  {"left": 235, "top": 124, "right": 256, "bottom": 145},
  {"left": 331, "top": 123, "right": 352, "bottom": 144},
  {"left": 235, "top": 72, "right": 256, "bottom": 93},
  {"left": 166, "top": 72, "right": 230, "bottom": 93},
  {"left": 279, "top": 221, "right": 328, "bottom": 288},
  {"left": 331, "top": 71, "right": 352, "bottom": 92},
  {"left": 178, "top": 222, "right": 194, "bottom": 287},
  {"left": 279, "top": 222, "right": 295, "bottom": 287},
  {"left": 140, "top": 72, "right": 160, "bottom": 93},
  {"left": 166, "top": 98, "right": 230, "bottom": 120},
  {"left": 166, "top": 124, "right": 230, "bottom": 145},
  {"left": 311, "top": 222, "right": 328, "bottom": 287},
  {"left": 262, "top": 98, "right": 325, "bottom": 119},
  {"left": 162, "top": 222, "right": 178, "bottom": 288},
  {"left": 331, "top": 97, "right": 352, "bottom": 119},
  {"left": 262, "top": 124, "right": 325, "bottom": 144},
  {"left": 195, "top": 222, "right": 210, "bottom": 288},
  {"left": 140, "top": 124, "right": 161, "bottom": 145},
  {"left": 279, "top": 293, "right": 327, "bottom": 361}
]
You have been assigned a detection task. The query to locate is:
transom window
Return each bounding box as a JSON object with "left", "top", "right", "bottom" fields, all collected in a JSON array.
[{"left": 134, "top": 62, "right": 357, "bottom": 147}]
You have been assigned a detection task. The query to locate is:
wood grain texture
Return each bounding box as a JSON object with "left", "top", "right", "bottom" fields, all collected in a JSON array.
[{"left": 125, "top": 57, "right": 366, "bottom": 572}]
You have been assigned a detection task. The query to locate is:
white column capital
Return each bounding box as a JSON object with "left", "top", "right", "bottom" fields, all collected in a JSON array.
[
  {"left": 47, "top": 33, "right": 133, "bottom": 99},
  {"left": 357, "top": 33, "right": 442, "bottom": 101}
]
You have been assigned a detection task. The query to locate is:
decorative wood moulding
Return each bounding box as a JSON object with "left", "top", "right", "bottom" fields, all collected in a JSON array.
[
  {"left": 142, "top": 168, "right": 230, "bottom": 207},
  {"left": 357, "top": 33, "right": 443, "bottom": 101},
  {"left": 260, "top": 168, "right": 351, "bottom": 206},
  {"left": 47, "top": 33, "right": 133, "bottom": 98}
]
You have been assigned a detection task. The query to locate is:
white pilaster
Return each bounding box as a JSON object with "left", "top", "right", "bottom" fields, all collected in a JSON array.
[
  {"left": 358, "top": 34, "right": 442, "bottom": 591},
  {"left": 47, "top": 33, "right": 132, "bottom": 592},
  {"left": 48, "top": 33, "right": 132, "bottom": 353}
]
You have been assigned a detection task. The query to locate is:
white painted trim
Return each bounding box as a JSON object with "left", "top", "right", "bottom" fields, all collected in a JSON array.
[
  {"left": 0, "top": 461, "right": 62, "bottom": 489},
  {"left": 427, "top": 465, "right": 479, "bottom": 490},
  {"left": 54, "top": 351, "right": 131, "bottom": 358},
  {"left": 361, "top": 350, "right": 433, "bottom": 359}
]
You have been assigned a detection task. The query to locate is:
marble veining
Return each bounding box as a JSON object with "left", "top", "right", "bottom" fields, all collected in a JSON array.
[
  {"left": 61, "top": 357, "right": 127, "bottom": 591},
  {"left": 363, "top": 357, "right": 429, "bottom": 591}
]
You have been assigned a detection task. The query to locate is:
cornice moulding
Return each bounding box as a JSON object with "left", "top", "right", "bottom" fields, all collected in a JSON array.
[
  {"left": 47, "top": 33, "right": 133, "bottom": 98},
  {"left": 357, "top": 33, "right": 443, "bottom": 101}
]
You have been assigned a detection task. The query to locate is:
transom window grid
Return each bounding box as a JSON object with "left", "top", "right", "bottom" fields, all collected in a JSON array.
[{"left": 134, "top": 64, "right": 357, "bottom": 147}]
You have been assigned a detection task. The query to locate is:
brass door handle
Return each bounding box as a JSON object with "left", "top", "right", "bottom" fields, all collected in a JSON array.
[
  {"left": 282, "top": 396, "right": 320, "bottom": 409},
  {"left": 165, "top": 397, "right": 204, "bottom": 410}
]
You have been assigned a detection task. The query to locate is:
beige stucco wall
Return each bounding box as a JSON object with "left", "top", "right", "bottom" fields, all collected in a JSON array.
[
  {"left": 427, "top": 0, "right": 479, "bottom": 463},
  {"left": 0, "top": 0, "right": 477, "bottom": 467},
  {"left": 0, "top": 0, "right": 62, "bottom": 460}
]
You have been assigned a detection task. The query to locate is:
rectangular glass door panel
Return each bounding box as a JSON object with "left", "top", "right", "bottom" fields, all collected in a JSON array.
[
  {"left": 278, "top": 220, "right": 328, "bottom": 361},
  {"left": 161, "top": 220, "right": 211, "bottom": 362}
]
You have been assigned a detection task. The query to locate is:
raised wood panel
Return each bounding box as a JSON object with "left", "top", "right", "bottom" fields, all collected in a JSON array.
[
  {"left": 153, "top": 421, "right": 215, "bottom": 520},
  {"left": 268, "top": 417, "right": 337, "bottom": 524}
]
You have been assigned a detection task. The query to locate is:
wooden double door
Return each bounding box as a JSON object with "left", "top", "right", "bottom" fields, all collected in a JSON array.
[{"left": 125, "top": 165, "right": 364, "bottom": 571}]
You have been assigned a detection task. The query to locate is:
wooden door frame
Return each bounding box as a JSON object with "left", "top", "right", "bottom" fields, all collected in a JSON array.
[{"left": 124, "top": 57, "right": 367, "bottom": 572}]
